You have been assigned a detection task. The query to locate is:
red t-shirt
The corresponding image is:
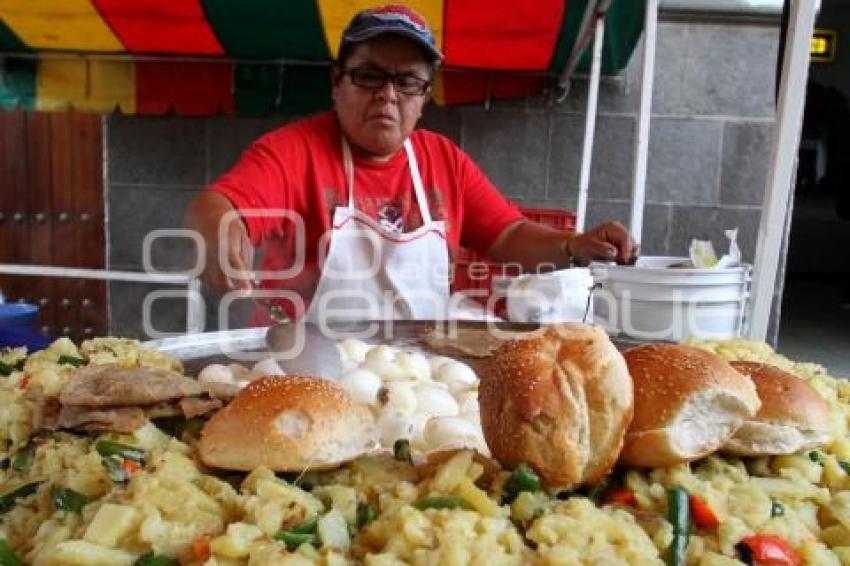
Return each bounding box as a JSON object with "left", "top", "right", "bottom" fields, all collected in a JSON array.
[{"left": 209, "top": 111, "right": 522, "bottom": 313}]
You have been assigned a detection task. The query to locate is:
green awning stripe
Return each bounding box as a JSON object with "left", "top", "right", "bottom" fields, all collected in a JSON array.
[
  {"left": 0, "top": 58, "right": 36, "bottom": 110},
  {"left": 201, "top": 0, "right": 330, "bottom": 60}
]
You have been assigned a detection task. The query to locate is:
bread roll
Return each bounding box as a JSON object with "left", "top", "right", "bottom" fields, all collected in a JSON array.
[
  {"left": 722, "top": 361, "right": 831, "bottom": 456},
  {"left": 619, "top": 344, "right": 760, "bottom": 468},
  {"left": 198, "top": 376, "right": 377, "bottom": 472},
  {"left": 478, "top": 323, "right": 633, "bottom": 489}
]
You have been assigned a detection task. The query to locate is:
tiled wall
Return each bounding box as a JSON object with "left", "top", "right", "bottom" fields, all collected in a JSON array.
[{"left": 106, "top": 19, "right": 783, "bottom": 340}]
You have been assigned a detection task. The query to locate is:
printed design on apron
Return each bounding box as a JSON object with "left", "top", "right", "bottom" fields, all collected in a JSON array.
[{"left": 303, "top": 137, "right": 451, "bottom": 322}]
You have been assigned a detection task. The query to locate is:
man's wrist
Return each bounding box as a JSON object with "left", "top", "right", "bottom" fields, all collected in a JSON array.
[{"left": 562, "top": 232, "right": 578, "bottom": 265}]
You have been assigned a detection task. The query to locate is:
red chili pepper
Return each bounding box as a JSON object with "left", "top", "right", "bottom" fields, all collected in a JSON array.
[
  {"left": 604, "top": 488, "right": 638, "bottom": 507},
  {"left": 737, "top": 535, "right": 801, "bottom": 566},
  {"left": 192, "top": 535, "right": 212, "bottom": 561},
  {"left": 121, "top": 459, "right": 141, "bottom": 474},
  {"left": 18, "top": 375, "right": 30, "bottom": 389},
  {"left": 689, "top": 494, "right": 719, "bottom": 529}
]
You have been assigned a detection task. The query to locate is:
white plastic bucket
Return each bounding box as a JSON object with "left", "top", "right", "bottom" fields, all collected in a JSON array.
[
  {"left": 590, "top": 257, "right": 751, "bottom": 341},
  {"left": 500, "top": 268, "right": 594, "bottom": 324}
]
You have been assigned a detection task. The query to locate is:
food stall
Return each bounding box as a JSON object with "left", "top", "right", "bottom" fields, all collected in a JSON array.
[{"left": 0, "top": 1, "right": 841, "bottom": 565}]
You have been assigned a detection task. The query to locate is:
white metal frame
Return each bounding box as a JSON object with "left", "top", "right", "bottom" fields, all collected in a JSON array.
[
  {"left": 0, "top": 264, "right": 203, "bottom": 334},
  {"left": 747, "top": 0, "right": 818, "bottom": 340}
]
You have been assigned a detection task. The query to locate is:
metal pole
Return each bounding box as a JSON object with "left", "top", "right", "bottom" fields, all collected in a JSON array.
[
  {"left": 629, "top": 0, "right": 659, "bottom": 245},
  {"left": 747, "top": 0, "right": 817, "bottom": 340},
  {"left": 0, "top": 263, "right": 192, "bottom": 284},
  {"left": 576, "top": 16, "right": 606, "bottom": 233}
]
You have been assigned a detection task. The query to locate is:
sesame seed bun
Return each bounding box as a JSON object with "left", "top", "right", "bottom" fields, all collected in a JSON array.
[
  {"left": 197, "top": 376, "right": 377, "bottom": 472},
  {"left": 478, "top": 323, "right": 633, "bottom": 490},
  {"left": 619, "top": 344, "right": 760, "bottom": 468},
  {"left": 722, "top": 361, "right": 831, "bottom": 456}
]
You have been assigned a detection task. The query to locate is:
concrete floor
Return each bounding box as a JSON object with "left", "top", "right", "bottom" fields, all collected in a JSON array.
[{"left": 777, "top": 278, "right": 850, "bottom": 378}]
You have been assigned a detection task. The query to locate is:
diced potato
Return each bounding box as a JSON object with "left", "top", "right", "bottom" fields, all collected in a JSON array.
[
  {"left": 318, "top": 509, "right": 351, "bottom": 552},
  {"left": 431, "top": 450, "right": 473, "bottom": 493},
  {"left": 697, "top": 551, "right": 743, "bottom": 566},
  {"left": 821, "top": 525, "right": 850, "bottom": 547},
  {"left": 312, "top": 485, "right": 359, "bottom": 525},
  {"left": 255, "top": 479, "right": 324, "bottom": 517},
  {"left": 773, "top": 455, "right": 823, "bottom": 484},
  {"left": 83, "top": 503, "right": 140, "bottom": 547},
  {"left": 799, "top": 541, "right": 841, "bottom": 566},
  {"left": 210, "top": 522, "right": 263, "bottom": 558},
  {"left": 50, "top": 540, "right": 135, "bottom": 566},
  {"left": 454, "top": 477, "right": 501, "bottom": 517},
  {"left": 832, "top": 547, "right": 850, "bottom": 566}
]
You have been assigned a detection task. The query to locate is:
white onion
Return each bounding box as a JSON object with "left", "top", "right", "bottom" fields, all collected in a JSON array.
[
  {"left": 251, "top": 358, "right": 286, "bottom": 377},
  {"left": 429, "top": 356, "right": 454, "bottom": 375},
  {"left": 227, "top": 363, "right": 252, "bottom": 382},
  {"left": 338, "top": 368, "right": 382, "bottom": 405},
  {"left": 377, "top": 412, "right": 417, "bottom": 447},
  {"left": 455, "top": 390, "right": 480, "bottom": 414},
  {"left": 338, "top": 338, "right": 371, "bottom": 365},
  {"left": 396, "top": 351, "right": 431, "bottom": 381},
  {"left": 408, "top": 413, "right": 430, "bottom": 451},
  {"left": 198, "top": 364, "right": 234, "bottom": 385},
  {"left": 362, "top": 358, "right": 407, "bottom": 381},
  {"left": 414, "top": 385, "right": 459, "bottom": 417},
  {"left": 435, "top": 361, "right": 478, "bottom": 393},
  {"left": 366, "top": 345, "right": 398, "bottom": 363},
  {"left": 460, "top": 411, "right": 482, "bottom": 427},
  {"left": 422, "top": 416, "right": 487, "bottom": 453},
  {"left": 381, "top": 382, "right": 418, "bottom": 416}
]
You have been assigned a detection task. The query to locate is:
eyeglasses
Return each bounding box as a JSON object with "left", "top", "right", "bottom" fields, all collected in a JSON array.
[{"left": 343, "top": 66, "right": 431, "bottom": 96}]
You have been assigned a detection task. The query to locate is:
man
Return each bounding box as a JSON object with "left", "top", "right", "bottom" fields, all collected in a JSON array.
[{"left": 186, "top": 5, "right": 634, "bottom": 322}]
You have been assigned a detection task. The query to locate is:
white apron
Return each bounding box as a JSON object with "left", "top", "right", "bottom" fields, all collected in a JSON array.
[{"left": 303, "top": 138, "right": 451, "bottom": 322}]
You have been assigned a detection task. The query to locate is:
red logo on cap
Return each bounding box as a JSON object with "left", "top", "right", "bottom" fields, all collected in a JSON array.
[{"left": 369, "top": 4, "right": 428, "bottom": 30}]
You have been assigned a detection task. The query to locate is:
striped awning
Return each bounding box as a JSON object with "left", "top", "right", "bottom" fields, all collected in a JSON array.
[{"left": 0, "top": 1, "right": 644, "bottom": 115}]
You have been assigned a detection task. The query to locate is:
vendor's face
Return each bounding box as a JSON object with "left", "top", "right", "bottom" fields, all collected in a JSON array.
[{"left": 333, "top": 35, "right": 432, "bottom": 160}]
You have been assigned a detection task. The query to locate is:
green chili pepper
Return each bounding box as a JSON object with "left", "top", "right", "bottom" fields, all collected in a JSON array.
[
  {"left": 51, "top": 486, "right": 90, "bottom": 514},
  {"left": 357, "top": 502, "right": 376, "bottom": 528},
  {"left": 95, "top": 441, "right": 145, "bottom": 464},
  {"left": 134, "top": 554, "right": 178, "bottom": 566},
  {"left": 57, "top": 355, "right": 87, "bottom": 367},
  {"left": 0, "top": 482, "right": 42, "bottom": 514},
  {"left": 0, "top": 459, "right": 9, "bottom": 471},
  {"left": 273, "top": 530, "right": 318, "bottom": 551},
  {"left": 289, "top": 515, "right": 319, "bottom": 535},
  {"left": 0, "top": 539, "right": 22, "bottom": 566},
  {"left": 770, "top": 500, "right": 785, "bottom": 518},
  {"left": 0, "top": 362, "right": 15, "bottom": 377},
  {"left": 11, "top": 444, "right": 35, "bottom": 472},
  {"left": 414, "top": 496, "right": 473, "bottom": 511},
  {"left": 808, "top": 451, "right": 823, "bottom": 465},
  {"left": 392, "top": 438, "right": 412, "bottom": 463},
  {"left": 666, "top": 487, "right": 690, "bottom": 566},
  {"left": 505, "top": 463, "right": 541, "bottom": 500},
  {"left": 839, "top": 460, "right": 850, "bottom": 475}
]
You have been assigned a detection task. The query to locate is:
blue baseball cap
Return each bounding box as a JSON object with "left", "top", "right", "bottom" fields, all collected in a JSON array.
[{"left": 340, "top": 5, "right": 443, "bottom": 62}]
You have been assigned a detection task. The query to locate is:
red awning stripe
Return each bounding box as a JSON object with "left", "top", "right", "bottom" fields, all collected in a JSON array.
[
  {"left": 442, "top": 0, "right": 566, "bottom": 70},
  {"left": 135, "top": 61, "right": 233, "bottom": 115},
  {"left": 92, "top": 0, "right": 224, "bottom": 56}
]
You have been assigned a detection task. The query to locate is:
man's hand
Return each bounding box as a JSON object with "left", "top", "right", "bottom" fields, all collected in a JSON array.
[
  {"left": 185, "top": 191, "right": 254, "bottom": 294},
  {"left": 567, "top": 221, "right": 636, "bottom": 265}
]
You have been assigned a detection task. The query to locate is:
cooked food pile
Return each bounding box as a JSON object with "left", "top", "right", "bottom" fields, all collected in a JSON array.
[{"left": 0, "top": 331, "right": 848, "bottom": 565}]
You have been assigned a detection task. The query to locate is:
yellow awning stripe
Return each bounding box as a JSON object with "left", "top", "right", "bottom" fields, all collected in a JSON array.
[
  {"left": 0, "top": 0, "right": 123, "bottom": 52},
  {"left": 316, "top": 0, "right": 444, "bottom": 59},
  {"left": 35, "top": 59, "right": 134, "bottom": 113}
]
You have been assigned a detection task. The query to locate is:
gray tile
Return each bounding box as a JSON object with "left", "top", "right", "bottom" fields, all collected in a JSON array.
[
  {"left": 651, "top": 22, "right": 688, "bottom": 115},
  {"left": 549, "top": 114, "right": 636, "bottom": 201},
  {"left": 678, "top": 23, "right": 779, "bottom": 118},
  {"left": 720, "top": 121, "right": 773, "bottom": 206},
  {"left": 669, "top": 205, "right": 761, "bottom": 263},
  {"left": 647, "top": 118, "right": 723, "bottom": 205},
  {"left": 207, "top": 116, "right": 288, "bottom": 182},
  {"left": 108, "top": 281, "right": 189, "bottom": 340},
  {"left": 583, "top": 200, "right": 671, "bottom": 256},
  {"left": 106, "top": 115, "right": 207, "bottom": 186},
  {"left": 108, "top": 186, "right": 200, "bottom": 271},
  {"left": 463, "top": 111, "right": 549, "bottom": 200},
  {"left": 419, "top": 106, "right": 462, "bottom": 145}
]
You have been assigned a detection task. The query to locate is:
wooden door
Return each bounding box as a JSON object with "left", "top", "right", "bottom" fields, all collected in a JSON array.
[{"left": 0, "top": 110, "right": 107, "bottom": 342}]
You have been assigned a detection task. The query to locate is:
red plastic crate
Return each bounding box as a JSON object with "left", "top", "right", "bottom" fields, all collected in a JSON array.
[{"left": 451, "top": 206, "right": 577, "bottom": 304}]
